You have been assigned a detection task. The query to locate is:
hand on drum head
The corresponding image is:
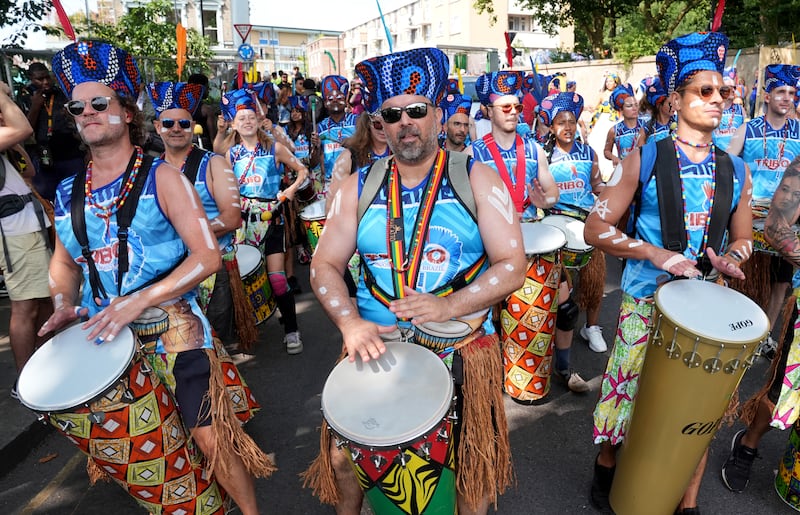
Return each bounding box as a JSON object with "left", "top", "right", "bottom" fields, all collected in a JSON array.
[
  {"left": 342, "top": 319, "right": 395, "bottom": 363},
  {"left": 389, "top": 286, "right": 452, "bottom": 326},
  {"left": 38, "top": 304, "right": 90, "bottom": 336},
  {"left": 653, "top": 250, "right": 701, "bottom": 279},
  {"left": 706, "top": 247, "right": 746, "bottom": 281},
  {"left": 82, "top": 295, "right": 148, "bottom": 345}
]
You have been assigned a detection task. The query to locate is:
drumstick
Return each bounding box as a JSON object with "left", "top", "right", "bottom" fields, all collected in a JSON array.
[{"left": 260, "top": 195, "right": 286, "bottom": 221}]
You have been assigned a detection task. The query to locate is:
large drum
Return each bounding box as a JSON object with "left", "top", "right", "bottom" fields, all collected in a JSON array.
[
  {"left": 16, "top": 324, "right": 225, "bottom": 514},
  {"left": 299, "top": 199, "right": 327, "bottom": 254},
  {"left": 501, "top": 222, "right": 566, "bottom": 403},
  {"left": 236, "top": 244, "right": 276, "bottom": 325},
  {"left": 609, "top": 280, "right": 768, "bottom": 515},
  {"left": 321, "top": 342, "right": 457, "bottom": 514},
  {"left": 541, "top": 214, "right": 594, "bottom": 269},
  {"left": 777, "top": 418, "right": 800, "bottom": 511}
]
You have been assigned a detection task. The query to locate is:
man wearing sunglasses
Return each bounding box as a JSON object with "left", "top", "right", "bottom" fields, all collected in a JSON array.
[
  {"left": 584, "top": 32, "right": 752, "bottom": 514},
  {"left": 467, "top": 70, "right": 560, "bottom": 221},
  {"left": 146, "top": 81, "right": 251, "bottom": 351},
  {"left": 312, "top": 75, "right": 358, "bottom": 194},
  {"left": 305, "top": 48, "right": 526, "bottom": 515}
]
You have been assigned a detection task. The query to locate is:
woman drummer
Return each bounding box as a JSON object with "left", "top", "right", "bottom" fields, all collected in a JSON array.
[
  {"left": 604, "top": 83, "right": 647, "bottom": 168},
  {"left": 219, "top": 88, "right": 309, "bottom": 354}
]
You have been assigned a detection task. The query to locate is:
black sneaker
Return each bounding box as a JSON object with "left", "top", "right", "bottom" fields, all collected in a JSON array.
[
  {"left": 721, "top": 429, "right": 758, "bottom": 492},
  {"left": 287, "top": 276, "right": 302, "bottom": 295},
  {"left": 675, "top": 508, "right": 701, "bottom": 515},
  {"left": 590, "top": 455, "right": 615, "bottom": 513}
]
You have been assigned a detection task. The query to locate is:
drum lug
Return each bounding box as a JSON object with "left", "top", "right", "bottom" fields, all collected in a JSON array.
[
  {"left": 682, "top": 352, "right": 702, "bottom": 368},
  {"left": 703, "top": 358, "right": 722, "bottom": 374},
  {"left": 723, "top": 359, "right": 740, "bottom": 374},
  {"left": 56, "top": 417, "right": 76, "bottom": 432},
  {"left": 371, "top": 454, "right": 387, "bottom": 471},
  {"left": 348, "top": 446, "right": 362, "bottom": 462},
  {"left": 436, "top": 426, "right": 450, "bottom": 442},
  {"left": 89, "top": 410, "right": 106, "bottom": 424},
  {"left": 417, "top": 442, "right": 432, "bottom": 460},
  {"left": 334, "top": 437, "right": 346, "bottom": 449},
  {"left": 139, "top": 359, "right": 152, "bottom": 374},
  {"left": 396, "top": 450, "right": 409, "bottom": 468},
  {"left": 36, "top": 414, "right": 48, "bottom": 425},
  {"left": 665, "top": 338, "right": 681, "bottom": 360}
]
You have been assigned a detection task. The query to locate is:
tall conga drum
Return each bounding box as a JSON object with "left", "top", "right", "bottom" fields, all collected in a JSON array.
[
  {"left": 501, "top": 222, "right": 566, "bottom": 403},
  {"left": 609, "top": 280, "right": 768, "bottom": 515}
]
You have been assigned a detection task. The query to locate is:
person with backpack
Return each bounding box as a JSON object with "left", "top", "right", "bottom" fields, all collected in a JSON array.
[{"left": 584, "top": 32, "right": 753, "bottom": 514}]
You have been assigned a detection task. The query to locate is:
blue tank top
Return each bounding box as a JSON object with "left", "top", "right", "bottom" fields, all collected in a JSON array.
[
  {"left": 646, "top": 120, "right": 671, "bottom": 144},
  {"left": 621, "top": 144, "right": 745, "bottom": 298},
  {"left": 470, "top": 135, "right": 542, "bottom": 220},
  {"left": 230, "top": 142, "right": 283, "bottom": 200},
  {"left": 548, "top": 142, "right": 596, "bottom": 213},
  {"left": 190, "top": 150, "right": 233, "bottom": 250},
  {"left": 713, "top": 103, "right": 745, "bottom": 152},
  {"left": 742, "top": 117, "right": 800, "bottom": 204},
  {"left": 53, "top": 164, "right": 212, "bottom": 351},
  {"left": 614, "top": 120, "right": 642, "bottom": 160},
  {"left": 317, "top": 113, "right": 358, "bottom": 180},
  {"left": 355, "top": 163, "right": 491, "bottom": 333},
  {"left": 292, "top": 131, "right": 310, "bottom": 161}
]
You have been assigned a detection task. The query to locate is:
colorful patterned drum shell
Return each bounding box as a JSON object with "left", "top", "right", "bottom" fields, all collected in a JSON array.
[
  {"left": 413, "top": 320, "right": 472, "bottom": 352},
  {"left": 236, "top": 244, "right": 276, "bottom": 325},
  {"left": 17, "top": 324, "right": 226, "bottom": 513},
  {"left": 776, "top": 418, "right": 800, "bottom": 511},
  {"left": 501, "top": 249, "right": 562, "bottom": 403},
  {"left": 540, "top": 215, "right": 594, "bottom": 269},
  {"left": 321, "top": 342, "right": 457, "bottom": 514},
  {"left": 521, "top": 222, "right": 567, "bottom": 257},
  {"left": 610, "top": 280, "right": 768, "bottom": 515},
  {"left": 299, "top": 199, "right": 327, "bottom": 254}
]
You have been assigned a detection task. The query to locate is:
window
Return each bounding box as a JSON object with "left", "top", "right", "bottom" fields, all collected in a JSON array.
[
  {"left": 423, "top": 25, "right": 431, "bottom": 41},
  {"left": 202, "top": 9, "right": 218, "bottom": 45},
  {"left": 437, "top": 21, "right": 444, "bottom": 37},
  {"left": 450, "top": 15, "right": 460, "bottom": 34},
  {"left": 410, "top": 28, "right": 418, "bottom": 44}
]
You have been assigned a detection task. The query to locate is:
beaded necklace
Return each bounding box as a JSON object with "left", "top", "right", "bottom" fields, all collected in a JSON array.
[
  {"left": 85, "top": 146, "right": 144, "bottom": 221},
  {"left": 762, "top": 115, "right": 788, "bottom": 163},
  {"left": 671, "top": 133, "right": 716, "bottom": 258}
]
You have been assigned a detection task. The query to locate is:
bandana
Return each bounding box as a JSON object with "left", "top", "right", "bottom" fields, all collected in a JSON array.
[
  {"left": 538, "top": 92, "right": 584, "bottom": 127},
  {"left": 220, "top": 88, "right": 258, "bottom": 121},
  {"left": 439, "top": 91, "right": 472, "bottom": 123},
  {"left": 656, "top": 32, "right": 729, "bottom": 93},
  {"left": 321, "top": 75, "right": 349, "bottom": 100},
  {"left": 475, "top": 71, "right": 524, "bottom": 106},
  {"left": 764, "top": 64, "right": 800, "bottom": 93},
  {"left": 52, "top": 40, "right": 140, "bottom": 98},
  {"left": 146, "top": 82, "right": 205, "bottom": 118},
  {"left": 610, "top": 83, "right": 635, "bottom": 111},
  {"left": 289, "top": 95, "right": 309, "bottom": 111},
  {"left": 355, "top": 48, "right": 449, "bottom": 113}
]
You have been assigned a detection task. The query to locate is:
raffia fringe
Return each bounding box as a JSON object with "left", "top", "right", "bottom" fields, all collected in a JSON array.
[
  {"left": 577, "top": 251, "right": 606, "bottom": 311},
  {"left": 224, "top": 258, "right": 258, "bottom": 352},
  {"left": 86, "top": 456, "right": 110, "bottom": 484},
  {"left": 728, "top": 253, "right": 772, "bottom": 312},
  {"left": 457, "top": 333, "right": 514, "bottom": 511},
  {"left": 203, "top": 347, "right": 276, "bottom": 478}
]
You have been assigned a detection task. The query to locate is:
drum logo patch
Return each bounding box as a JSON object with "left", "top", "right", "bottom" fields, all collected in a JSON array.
[{"left": 728, "top": 319, "right": 753, "bottom": 331}]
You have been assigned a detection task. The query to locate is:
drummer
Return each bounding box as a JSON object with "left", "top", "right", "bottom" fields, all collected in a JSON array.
[
  {"left": 538, "top": 91, "right": 609, "bottom": 375},
  {"left": 303, "top": 47, "right": 526, "bottom": 515},
  {"left": 583, "top": 32, "right": 752, "bottom": 514},
  {"left": 144, "top": 81, "right": 254, "bottom": 350},
  {"left": 218, "top": 87, "right": 309, "bottom": 354},
  {"left": 39, "top": 41, "right": 273, "bottom": 514}
]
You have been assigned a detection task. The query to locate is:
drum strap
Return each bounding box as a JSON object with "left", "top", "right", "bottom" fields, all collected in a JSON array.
[
  {"left": 180, "top": 145, "right": 210, "bottom": 184},
  {"left": 70, "top": 152, "right": 155, "bottom": 298}
]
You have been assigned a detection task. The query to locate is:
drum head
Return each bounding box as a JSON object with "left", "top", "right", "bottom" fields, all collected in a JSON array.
[
  {"left": 321, "top": 342, "right": 453, "bottom": 447},
  {"left": 17, "top": 324, "right": 136, "bottom": 412},
  {"left": 236, "top": 245, "right": 262, "bottom": 276},
  {"left": 418, "top": 320, "right": 471, "bottom": 338},
  {"left": 655, "top": 280, "right": 769, "bottom": 344},
  {"left": 300, "top": 199, "right": 327, "bottom": 221},
  {"left": 541, "top": 215, "right": 592, "bottom": 251},
  {"left": 521, "top": 222, "right": 567, "bottom": 255}
]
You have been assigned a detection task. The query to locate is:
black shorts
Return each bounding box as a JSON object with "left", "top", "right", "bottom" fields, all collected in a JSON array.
[
  {"left": 769, "top": 302, "right": 797, "bottom": 403},
  {"left": 173, "top": 349, "right": 212, "bottom": 429},
  {"left": 205, "top": 264, "right": 235, "bottom": 344},
  {"left": 263, "top": 223, "right": 287, "bottom": 256},
  {"left": 770, "top": 255, "right": 794, "bottom": 284}
]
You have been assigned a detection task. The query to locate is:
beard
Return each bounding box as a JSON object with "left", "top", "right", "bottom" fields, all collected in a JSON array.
[{"left": 389, "top": 125, "right": 438, "bottom": 163}]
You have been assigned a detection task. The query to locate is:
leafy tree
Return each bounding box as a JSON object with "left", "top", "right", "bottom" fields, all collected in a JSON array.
[
  {"left": 0, "top": 0, "right": 52, "bottom": 46},
  {"left": 723, "top": 0, "right": 800, "bottom": 47}
]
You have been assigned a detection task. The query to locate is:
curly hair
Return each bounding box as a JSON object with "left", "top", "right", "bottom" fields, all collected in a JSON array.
[{"left": 117, "top": 93, "right": 146, "bottom": 147}]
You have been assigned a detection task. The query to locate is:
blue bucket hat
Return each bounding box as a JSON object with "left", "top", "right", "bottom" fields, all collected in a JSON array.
[
  {"left": 146, "top": 82, "right": 205, "bottom": 118},
  {"left": 656, "top": 32, "right": 729, "bottom": 93},
  {"left": 52, "top": 40, "right": 141, "bottom": 98}
]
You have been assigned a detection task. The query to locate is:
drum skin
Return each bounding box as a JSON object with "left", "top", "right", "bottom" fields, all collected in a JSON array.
[
  {"left": 236, "top": 244, "right": 276, "bottom": 325},
  {"left": 540, "top": 215, "right": 594, "bottom": 269},
  {"left": 609, "top": 280, "right": 768, "bottom": 515}
]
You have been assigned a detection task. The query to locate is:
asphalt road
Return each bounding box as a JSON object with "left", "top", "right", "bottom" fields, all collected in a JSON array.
[{"left": 0, "top": 257, "right": 796, "bottom": 514}]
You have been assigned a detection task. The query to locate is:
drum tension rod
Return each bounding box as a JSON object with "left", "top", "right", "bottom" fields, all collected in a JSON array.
[
  {"left": 417, "top": 442, "right": 432, "bottom": 459},
  {"left": 682, "top": 337, "right": 702, "bottom": 368},
  {"left": 703, "top": 344, "right": 724, "bottom": 374}
]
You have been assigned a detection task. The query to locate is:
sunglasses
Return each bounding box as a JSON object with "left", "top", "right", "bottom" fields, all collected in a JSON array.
[
  {"left": 65, "top": 96, "right": 112, "bottom": 116},
  {"left": 681, "top": 85, "right": 732, "bottom": 100},
  {"left": 161, "top": 118, "right": 192, "bottom": 129},
  {"left": 489, "top": 103, "right": 524, "bottom": 114},
  {"left": 379, "top": 102, "right": 431, "bottom": 124},
  {"left": 370, "top": 119, "right": 384, "bottom": 130}
]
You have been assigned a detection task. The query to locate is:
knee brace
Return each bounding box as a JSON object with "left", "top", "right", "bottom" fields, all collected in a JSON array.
[
  {"left": 556, "top": 297, "right": 580, "bottom": 331},
  {"left": 268, "top": 272, "right": 289, "bottom": 296}
]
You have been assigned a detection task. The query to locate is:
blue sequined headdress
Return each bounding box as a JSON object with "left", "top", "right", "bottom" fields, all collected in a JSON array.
[
  {"left": 642, "top": 76, "right": 667, "bottom": 107},
  {"left": 146, "top": 82, "right": 205, "bottom": 118},
  {"left": 52, "top": 40, "right": 141, "bottom": 98},
  {"left": 764, "top": 64, "right": 800, "bottom": 93},
  {"left": 439, "top": 91, "right": 472, "bottom": 123},
  {"left": 538, "top": 92, "right": 584, "bottom": 127},
  {"left": 355, "top": 48, "right": 449, "bottom": 114},
  {"left": 475, "top": 71, "right": 524, "bottom": 106},
  {"left": 656, "top": 32, "right": 729, "bottom": 93},
  {"left": 289, "top": 95, "right": 309, "bottom": 111},
  {"left": 321, "top": 75, "right": 349, "bottom": 100},
  {"left": 220, "top": 88, "right": 258, "bottom": 121},
  {"left": 610, "top": 83, "right": 635, "bottom": 111}
]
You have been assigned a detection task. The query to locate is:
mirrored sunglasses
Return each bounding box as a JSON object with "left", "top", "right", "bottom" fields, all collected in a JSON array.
[
  {"left": 489, "top": 103, "right": 523, "bottom": 114},
  {"left": 161, "top": 118, "right": 192, "bottom": 129},
  {"left": 65, "top": 96, "right": 112, "bottom": 116}
]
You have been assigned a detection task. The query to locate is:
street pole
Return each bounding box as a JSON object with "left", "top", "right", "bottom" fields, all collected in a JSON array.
[{"left": 199, "top": 0, "right": 205, "bottom": 41}]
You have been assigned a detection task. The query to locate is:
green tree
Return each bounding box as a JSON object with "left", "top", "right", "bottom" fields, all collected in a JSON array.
[
  {"left": 723, "top": 0, "right": 800, "bottom": 47},
  {"left": 0, "top": 0, "right": 52, "bottom": 46}
]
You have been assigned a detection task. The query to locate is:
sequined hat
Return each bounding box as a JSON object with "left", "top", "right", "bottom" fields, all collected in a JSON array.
[
  {"left": 52, "top": 40, "right": 140, "bottom": 98},
  {"left": 439, "top": 91, "right": 472, "bottom": 123},
  {"left": 445, "top": 78, "right": 461, "bottom": 94},
  {"left": 289, "top": 95, "right": 309, "bottom": 111},
  {"left": 251, "top": 81, "right": 275, "bottom": 105},
  {"left": 475, "top": 71, "right": 524, "bottom": 106},
  {"left": 538, "top": 92, "right": 584, "bottom": 127},
  {"left": 642, "top": 76, "right": 667, "bottom": 107},
  {"left": 145, "top": 82, "right": 205, "bottom": 118},
  {"left": 610, "top": 83, "right": 635, "bottom": 111},
  {"left": 764, "top": 64, "right": 800, "bottom": 93},
  {"left": 656, "top": 32, "right": 729, "bottom": 93},
  {"left": 321, "top": 75, "right": 349, "bottom": 100},
  {"left": 355, "top": 48, "right": 449, "bottom": 114},
  {"left": 220, "top": 88, "right": 258, "bottom": 121}
]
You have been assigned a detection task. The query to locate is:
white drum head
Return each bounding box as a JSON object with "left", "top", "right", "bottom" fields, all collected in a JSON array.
[
  {"left": 521, "top": 222, "right": 567, "bottom": 256},
  {"left": 418, "top": 320, "right": 471, "bottom": 338},
  {"left": 655, "top": 280, "right": 769, "bottom": 343},
  {"left": 541, "top": 215, "right": 592, "bottom": 251},
  {"left": 321, "top": 342, "right": 453, "bottom": 447},
  {"left": 300, "top": 199, "right": 327, "bottom": 221},
  {"left": 236, "top": 244, "right": 262, "bottom": 276},
  {"left": 17, "top": 324, "right": 136, "bottom": 412}
]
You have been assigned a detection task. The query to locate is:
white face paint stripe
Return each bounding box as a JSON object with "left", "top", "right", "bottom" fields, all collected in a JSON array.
[
  {"left": 180, "top": 176, "right": 199, "bottom": 210},
  {"left": 210, "top": 219, "right": 224, "bottom": 227},
  {"left": 504, "top": 263, "right": 514, "bottom": 271},
  {"left": 689, "top": 99, "right": 704, "bottom": 109},
  {"left": 469, "top": 284, "right": 481, "bottom": 293},
  {"left": 489, "top": 276, "right": 499, "bottom": 285},
  {"left": 330, "top": 299, "right": 340, "bottom": 307},
  {"left": 341, "top": 309, "right": 351, "bottom": 316},
  {"left": 311, "top": 268, "right": 316, "bottom": 279},
  {"left": 175, "top": 263, "right": 205, "bottom": 290},
  {"left": 108, "top": 115, "right": 122, "bottom": 124},
  {"left": 611, "top": 233, "right": 628, "bottom": 245},
  {"left": 546, "top": 196, "right": 556, "bottom": 204},
  {"left": 54, "top": 293, "right": 64, "bottom": 309},
  {"left": 598, "top": 226, "right": 616, "bottom": 239},
  {"left": 606, "top": 164, "right": 624, "bottom": 187},
  {"left": 510, "top": 239, "right": 518, "bottom": 248},
  {"left": 628, "top": 240, "right": 644, "bottom": 248},
  {"left": 198, "top": 218, "right": 215, "bottom": 250},
  {"left": 488, "top": 185, "right": 514, "bottom": 224},
  {"left": 49, "top": 272, "right": 56, "bottom": 289}
]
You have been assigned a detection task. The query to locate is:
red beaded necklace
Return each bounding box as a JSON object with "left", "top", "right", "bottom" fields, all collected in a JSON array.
[{"left": 85, "top": 146, "right": 144, "bottom": 220}]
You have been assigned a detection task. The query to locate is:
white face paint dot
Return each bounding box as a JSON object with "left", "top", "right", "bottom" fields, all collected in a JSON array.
[
  {"left": 311, "top": 268, "right": 316, "bottom": 278},
  {"left": 469, "top": 285, "right": 481, "bottom": 293},
  {"left": 504, "top": 263, "right": 515, "bottom": 272},
  {"left": 330, "top": 299, "right": 340, "bottom": 307},
  {"left": 510, "top": 239, "right": 518, "bottom": 248},
  {"left": 546, "top": 196, "right": 556, "bottom": 204},
  {"left": 318, "top": 286, "right": 327, "bottom": 295},
  {"left": 340, "top": 310, "right": 351, "bottom": 317},
  {"left": 489, "top": 276, "right": 499, "bottom": 286}
]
